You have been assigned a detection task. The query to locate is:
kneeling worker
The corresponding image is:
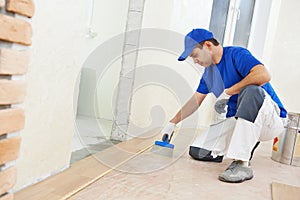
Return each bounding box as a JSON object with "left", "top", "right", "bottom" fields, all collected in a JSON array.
[{"left": 161, "top": 28, "right": 287, "bottom": 183}]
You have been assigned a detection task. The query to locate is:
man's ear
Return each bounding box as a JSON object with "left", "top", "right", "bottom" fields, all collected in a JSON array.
[{"left": 204, "top": 41, "right": 212, "bottom": 48}]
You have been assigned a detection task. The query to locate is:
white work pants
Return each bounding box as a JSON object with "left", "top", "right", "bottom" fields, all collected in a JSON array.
[{"left": 191, "top": 93, "right": 285, "bottom": 161}]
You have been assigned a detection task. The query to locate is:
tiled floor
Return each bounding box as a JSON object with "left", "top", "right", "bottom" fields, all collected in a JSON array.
[{"left": 69, "top": 134, "right": 300, "bottom": 200}]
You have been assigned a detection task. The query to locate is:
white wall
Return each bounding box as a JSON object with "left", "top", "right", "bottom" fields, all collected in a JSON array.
[
  {"left": 15, "top": 0, "right": 129, "bottom": 191},
  {"left": 244, "top": 0, "right": 300, "bottom": 114},
  {"left": 128, "top": 0, "right": 300, "bottom": 136},
  {"left": 127, "top": 0, "right": 215, "bottom": 136},
  {"left": 77, "top": 0, "right": 129, "bottom": 120},
  {"left": 265, "top": 0, "right": 300, "bottom": 113},
  {"left": 142, "top": 0, "right": 212, "bottom": 34},
  {"left": 15, "top": 0, "right": 88, "bottom": 191}
]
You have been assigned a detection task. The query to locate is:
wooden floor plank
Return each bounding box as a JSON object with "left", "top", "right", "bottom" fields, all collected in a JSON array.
[
  {"left": 14, "top": 129, "right": 161, "bottom": 200},
  {"left": 272, "top": 182, "right": 300, "bottom": 200}
]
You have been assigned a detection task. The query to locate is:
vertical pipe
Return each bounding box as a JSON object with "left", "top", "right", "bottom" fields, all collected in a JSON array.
[{"left": 86, "top": 0, "right": 97, "bottom": 38}]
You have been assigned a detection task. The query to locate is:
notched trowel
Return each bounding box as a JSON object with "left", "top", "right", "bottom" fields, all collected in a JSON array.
[{"left": 152, "top": 133, "right": 175, "bottom": 157}]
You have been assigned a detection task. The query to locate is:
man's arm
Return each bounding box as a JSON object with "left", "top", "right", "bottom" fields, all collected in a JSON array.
[
  {"left": 226, "top": 64, "right": 271, "bottom": 95},
  {"left": 170, "top": 92, "right": 207, "bottom": 124}
]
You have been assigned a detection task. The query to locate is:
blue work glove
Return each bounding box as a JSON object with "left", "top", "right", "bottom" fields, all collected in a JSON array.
[
  {"left": 160, "top": 122, "right": 175, "bottom": 142},
  {"left": 214, "top": 90, "right": 231, "bottom": 114}
]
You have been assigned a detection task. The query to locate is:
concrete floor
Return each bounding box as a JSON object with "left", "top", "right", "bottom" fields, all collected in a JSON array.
[{"left": 69, "top": 138, "right": 300, "bottom": 200}]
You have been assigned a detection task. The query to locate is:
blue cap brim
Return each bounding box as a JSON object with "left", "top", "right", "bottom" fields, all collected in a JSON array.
[
  {"left": 178, "top": 56, "right": 186, "bottom": 61},
  {"left": 178, "top": 47, "right": 194, "bottom": 61}
]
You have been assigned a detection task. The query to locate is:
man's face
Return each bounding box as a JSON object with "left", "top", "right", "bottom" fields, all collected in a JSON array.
[{"left": 189, "top": 44, "right": 213, "bottom": 67}]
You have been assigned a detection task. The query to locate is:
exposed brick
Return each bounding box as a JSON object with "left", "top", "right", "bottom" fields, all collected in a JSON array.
[
  {"left": 0, "top": 167, "right": 17, "bottom": 196},
  {"left": 0, "top": 0, "right": 5, "bottom": 8},
  {"left": 6, "top": 0, "right": 34, "bottom": 18},
  {"left": 0, "top": 14, "right": 32, "bottom": 45},
  {"left": 0, "top": 80, "right": 27, "bottom": 105},
  {"left": 0, "top": 48, "right": 30, "bottom": 75},
  {"left": 0, "top": 193, "right": 13, "bottom": 200},
  {"left": 0, "top": 137, "right": 21, "bottom": 166},
  {"left": 0, "top": 108, "right": 25, "bottom": 136}
]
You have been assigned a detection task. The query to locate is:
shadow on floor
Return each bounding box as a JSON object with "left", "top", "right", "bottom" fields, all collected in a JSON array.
[{"left": 70, "top": 140, "right": 120, "bottom": 164}]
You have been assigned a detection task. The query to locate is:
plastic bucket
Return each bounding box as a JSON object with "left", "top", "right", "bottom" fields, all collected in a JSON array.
[{"left": 272, "top": 112, "right": 300, "bottom": 167}]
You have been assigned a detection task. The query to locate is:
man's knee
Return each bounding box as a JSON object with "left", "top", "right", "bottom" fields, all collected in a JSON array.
[
  {"left": 236, "top": 85, "right": 265, "bottom": 123},
  {"left": 239, "top": 85, "right": 264, "bottom": 98}
]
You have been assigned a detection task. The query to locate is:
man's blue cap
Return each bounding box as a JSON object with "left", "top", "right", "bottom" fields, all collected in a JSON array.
[{"left": 178, "top": 29, "right": 214, "bottom": 61}]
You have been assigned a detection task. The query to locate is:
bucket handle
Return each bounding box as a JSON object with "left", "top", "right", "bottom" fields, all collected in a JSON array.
[{"left": 285, "top": 126, "right": 300, "bottom": 132}]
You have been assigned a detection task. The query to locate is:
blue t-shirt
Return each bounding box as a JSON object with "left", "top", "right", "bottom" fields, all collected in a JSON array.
[{"left": 196, "top": 46, "right": 287, "bottom": 118}]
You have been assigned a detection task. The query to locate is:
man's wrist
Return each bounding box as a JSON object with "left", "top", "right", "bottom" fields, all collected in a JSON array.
[
  {"left": 225, "top": 88, "right": 233, "bottom": 96},
  {"left": 170, "top": 118, "right": 178, "bottom": 125}
]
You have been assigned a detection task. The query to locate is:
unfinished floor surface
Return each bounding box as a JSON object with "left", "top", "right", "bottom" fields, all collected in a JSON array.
[{"left": 69, "top": 129, "right": 300, "bottom": 200}]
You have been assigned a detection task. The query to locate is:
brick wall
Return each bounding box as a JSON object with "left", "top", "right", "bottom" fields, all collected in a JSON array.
[{"left": 0, "top": 0, "right": 34, "bottom": 199}]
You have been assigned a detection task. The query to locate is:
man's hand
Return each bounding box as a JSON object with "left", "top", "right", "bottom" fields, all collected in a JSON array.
[
  {"left": 215, "top": 90, "right": 231, "bottom": 114},
  {"left": 160, "top": 122, "right": 175, "bottom": 142}
]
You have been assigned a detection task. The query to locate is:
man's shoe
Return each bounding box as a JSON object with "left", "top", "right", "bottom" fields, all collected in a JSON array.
[
  {"left": 218, "top": 160, "right": 253, "bottom": 183},
  {"left": 189, "top": 146, "right": 223, "bottom": 163}
]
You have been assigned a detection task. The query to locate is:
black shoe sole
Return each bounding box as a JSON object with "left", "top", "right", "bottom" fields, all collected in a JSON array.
[{"left": 189, "top": 146, "right": 224, "bottom": 163}]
